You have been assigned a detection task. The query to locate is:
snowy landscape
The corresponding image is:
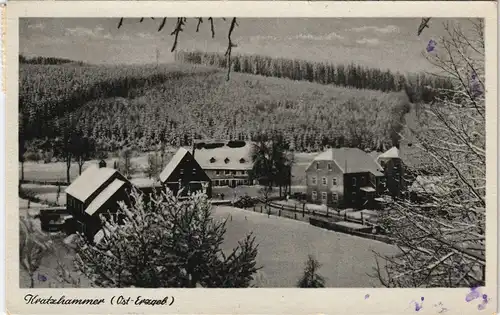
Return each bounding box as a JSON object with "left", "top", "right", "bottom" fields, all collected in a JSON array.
[{"left": 19, "top": 17, "right": 485, "bottom": 289}]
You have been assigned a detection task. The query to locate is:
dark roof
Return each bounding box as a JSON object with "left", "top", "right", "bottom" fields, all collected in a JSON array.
[{"left": 309, "top": 148, "right": 384, "bottom": 176}]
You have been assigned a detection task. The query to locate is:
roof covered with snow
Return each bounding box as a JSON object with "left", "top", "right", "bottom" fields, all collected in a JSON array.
[
  {"left": 378, "top": 147, "right": 400, "bottom": 160},
  {"left": 310, "top": 148, "right": 385, "bottom": 176},
  {"left": 193, "top": 142, "right": 253, "bottom": 170},
  {"left": 130, "top": 177, "right": 163, "bottom": 188},
  {"left": 159, "top": 147, "right": 190, "bottom": 183},
  {"left": 65, "top": 165, "right": 118, "bottom": 202},
  {"left": 85, "top": 178, "right": 126, "bottom": 216},
  {"left": 409, "top": 176, "right": 447, "bottom": 195}
]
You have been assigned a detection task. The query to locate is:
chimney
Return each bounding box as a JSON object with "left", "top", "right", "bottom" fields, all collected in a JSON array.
[{"left": 98, "top": 159, "right": 107, "bottom": 168}]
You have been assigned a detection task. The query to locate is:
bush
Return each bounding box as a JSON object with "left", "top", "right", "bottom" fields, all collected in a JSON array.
[{"left": 24, "top": 151, "right": 41, "bottom": 162}]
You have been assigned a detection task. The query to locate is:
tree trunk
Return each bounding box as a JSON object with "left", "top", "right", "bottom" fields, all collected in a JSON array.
[
  {"left": 78, "top": 159, "right": 84, "bottom": 175},
  {"left": 66, "top": 155, "right": 71, "bottom": 184},
  {"left": 29, "top": 273, "right": 35, "bottom": 288},
  {"left": 21, "top": 161, "right": 25, "bottom": 181}
]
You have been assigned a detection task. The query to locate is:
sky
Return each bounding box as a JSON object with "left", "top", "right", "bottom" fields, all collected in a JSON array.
[{"left": 20, "top": 18, "right": 473, "bottom": 74}]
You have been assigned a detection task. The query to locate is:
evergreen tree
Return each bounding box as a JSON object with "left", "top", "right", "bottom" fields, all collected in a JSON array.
[{"left": 297, "top": 255, "right": 326, "bottom": 288}]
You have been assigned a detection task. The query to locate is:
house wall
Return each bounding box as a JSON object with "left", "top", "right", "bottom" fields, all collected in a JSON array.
[
  {"left": 204, "top": 169, "right": 253, "bottom": 187},
  {"left": 343, "top": 172, "right": 381, "bottom": 209},
  {"left": 305, "top": 160, "right": 344, "bottom": 206},
  {"left": 379, "top": 157, "right": 404, "bottom": 197},
  {"left": 83, "top": 188, "right": 132, "bottom": 241},
  {"left": 162, "top": 153, "right": 213, "bottom": 198}
]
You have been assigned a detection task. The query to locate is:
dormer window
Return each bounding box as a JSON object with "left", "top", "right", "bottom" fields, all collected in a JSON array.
[
  {"left": 224, "top": 158, "right": 230, "bottom": 164},
  {"left": 210, "top": 157, "right": 216, "bottom": 163},
  {"left": 239, "top": 158, "right": 246, "bottom": 163},
  {"left": 316, "top": 162, "right": 320, "bottom": 170}
]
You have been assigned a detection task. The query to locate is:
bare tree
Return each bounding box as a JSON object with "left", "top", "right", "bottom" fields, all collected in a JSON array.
[
  {"left": 117, "top": 17, "right": 238, "bottom": 80},
  {"left": 374, "top": 19, "right": 485, "bottom": 288}
]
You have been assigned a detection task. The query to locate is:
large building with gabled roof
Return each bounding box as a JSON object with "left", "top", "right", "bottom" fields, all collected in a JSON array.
[
  {"left": 159, "top": 147, "right": 212, "bottom": 198},
  {"left": 305, "top": 147, "right": 386, "bottom": 209},
  {"left": 65, "top": 161, "right": 132, "bottom": 241},
  {"left": 192, "top": 141, "right": 254, "bottom": 188}
]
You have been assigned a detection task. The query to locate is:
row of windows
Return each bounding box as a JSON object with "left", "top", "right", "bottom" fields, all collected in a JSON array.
[
  {"left": 214, "top": 179, "right": 250, "bottom": 186},
  {"left": 214, "top": 170, "right": 247, "bottom": 176},
  {"left": 310, "top": 176, "right": 371, "bottom": 186},
  {"left": 179, "top": 168, "right": 197, "bottom": 175},
  {"left": 311, "top": 191, "right": 339, "bottom": 202},
  {"left": 315, "top": 162, "right": 334, "bottom": 171},
  {"left": 311, "top": 176, "right": 338, "bottom": 186}
]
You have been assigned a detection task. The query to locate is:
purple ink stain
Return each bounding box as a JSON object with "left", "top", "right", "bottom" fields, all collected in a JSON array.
[
  {"left": 421, "top": 297, "right": 424, "bottom": 301},
  {"left": 465, "top": 288, "right": 481, "bottom": 302},
  {"left": 37, "top": 274, "right": 47, "bottom": 282},
  {"left": 364, "top": 294, "right": 370, "bottom": 299},
  {"left": 415, "top": 303, "right": 423, "bottom": 312},
  {"left": 426, "top": 39, "right": 437, "bottom": 52},
  {"left": 482, "top": 294, "right": 487, "bottom": 300},
  {"left": 477, "top": 302, "right": 486, "bottom": 311}
]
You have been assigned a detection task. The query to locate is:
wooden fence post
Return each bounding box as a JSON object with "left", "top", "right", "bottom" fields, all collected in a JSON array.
[
  {"left": 280, "top": 205, "right": 284, "bottom": 217},
  {"left": 253, "top": 205, "right": 256, "bottom": 212},
  {"left": 260, "top": 205, "right": 263, "bottom": 213},
  {"left": 361, "top": 212, "right": 365, "bottom": 225},
  {"left": 302, "top": 203, "right": 305, "bottom": 217},
  {"left": 294, "top": 213, "right": 297, "bottom": 220},
  {"left": 344, "top": 211, "right": 347, "bottom": 221}
]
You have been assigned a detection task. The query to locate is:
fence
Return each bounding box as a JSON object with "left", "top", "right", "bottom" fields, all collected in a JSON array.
[{"left": 264, "top": 201, "right": 376, "bottom": 227}]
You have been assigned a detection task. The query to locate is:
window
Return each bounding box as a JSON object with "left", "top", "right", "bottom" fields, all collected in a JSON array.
[
  {"left": 332, "top": 178, "right": 337, "bottom": 185},
  {"left": 312, "top": 191, "right": 317, "bottom": 200},
  {"left": 332, "top": 193, "right": 338, "bottom": 202},
  {"left": 312, "top": 176, "right": 317, "bottom": 185},
  {"left": 316, "top": 162, "right": 320, "bottom": 170},
  {"left": 224, "top": 158, "right": 230, "bottom": 164},
  {"left": 322, "top": 177, "right": 327, "bottom": 186},
  {"left": 321, "top": 192, "right": 327, "bottom": 201},
  {"left": 214, "top": 180, "right": 219, "bottom": 186},
  {"left": 225, "top": 170, "right": 231, "bottom": 175},
  {"left": 210, "top": 157, "right": 216, "bottom": 163},
  {"left": 232, "top": 171, "right": 236, "bottom": 175},
  {"left": 192, "top": 168, "right": 196, "bottom": 175},
  {"left": 360, "top": 176, "right": 364, "bottom": 185},
  {"left": 240, "top": 171, "right": 245, "bottom": 175},
  {"left": 328, "top": 163, "right": 332, "bottom": 171},
  {"left": 215, "top": 170, "right": 220, "bottom": 176},
  {"left": 180, "top": 168, "right": 184, "bottom": 175},
  {"left": 352, "top": 177, "right": 357, "bottom": 186},
  {"left": 239, "top": 158, "right": 246, "bottom": 163}
]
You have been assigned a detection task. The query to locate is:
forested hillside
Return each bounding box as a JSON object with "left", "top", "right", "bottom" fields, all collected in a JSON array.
[
  {"left": 20, "top": 61, "right": 412, "bottom": 154},
  {"left": 19, "top": 55, "right": 86, "bottom": 66},
  {"left": 175, "top": 50, "right": 453, "bottom": 104}
]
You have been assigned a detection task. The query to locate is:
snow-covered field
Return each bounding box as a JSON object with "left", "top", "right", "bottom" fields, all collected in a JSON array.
[{"left": 19, "top": 205, "right": 398, "bottom": 288}]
